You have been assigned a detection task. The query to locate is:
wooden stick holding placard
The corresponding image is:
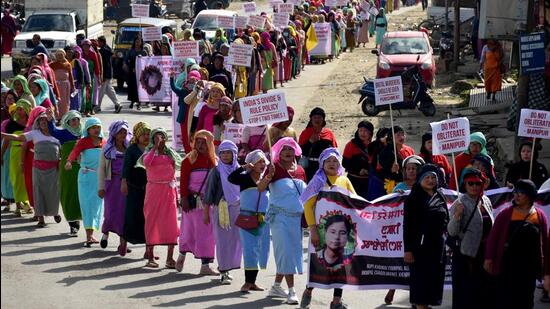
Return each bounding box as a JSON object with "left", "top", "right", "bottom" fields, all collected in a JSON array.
[
  {"left": 529, "top": 137, "right": 536, "bottom": 179},
  {"left": 389, "top": 103, "right": 397, "bottom": 165},
  {"left": 266, "top": 125, "right": 273, "bottom": 160},
  {"left": 447, "top": 113, "right": 459, "bottom": 191}
]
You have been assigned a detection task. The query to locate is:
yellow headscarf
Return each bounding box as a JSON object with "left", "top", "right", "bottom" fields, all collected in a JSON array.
[
  {"left": 130, "top": 121, "right": 151, "bottom": 144},
  {"left": 185, "top": 130, "right": 216, "bottom": 165},
  {"left": 207, "top": 82, "right": 226, "bottom": 106}
]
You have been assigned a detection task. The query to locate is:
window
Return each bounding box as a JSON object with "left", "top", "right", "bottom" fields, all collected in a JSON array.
[
  {"left": 192, "top": 15, "right": 219, "bottom": 30},
  {"left": 381, "top": 37, "right": 429, "bottom": 55},
  {"left": 22, "top": 14, "right": 74, "bottom": 33}
]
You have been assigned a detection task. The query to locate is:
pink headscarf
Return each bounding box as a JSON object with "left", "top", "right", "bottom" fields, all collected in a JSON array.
[
  {"left": 272, "top": 137, "right": 302, "bottom": 164},
  {"left": 260, "top": 32, "right": 272, "bottom": 50},
  {"left": 26, "top": 106, "right": 47, "bottom": 131}
]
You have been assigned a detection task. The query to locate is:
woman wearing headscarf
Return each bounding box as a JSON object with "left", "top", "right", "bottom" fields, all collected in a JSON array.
[
  {"left": 10, "top": 75, "right": 36, "bottom": 107},
  {"left": 466, "top": 154, "right": 499, "bottom": 190},
  {"left": 506, "top": 140, "right": 549, "bottom": 189},
  {"left": 171, "top": 70, "right": 201, "bottom": 153},
  {"left": 196, "top": 83, "right": 225, "bottom": 134},
  {"left": 368, "top": 0, "right": 377, "bottom": 37},
  {"left": 484, "top": 179, "right": 548, "bottom": 309},
  {"left": 265, "top": 137, "right": 307, "bottom": 305},
  {"left": 281, "top": 27, "right": 297, "bottom": 81},
  {"left": 177, "top": 130, "right": 218, "bottom": 274},
  {"left": 374, "top": 8, "right": 387, "bottom": 48},
  {"left": 300, "top": 148, "right": 356, "bottom": 309},
  {"left": 35, "top": 53, "right": 61, "bottom": 102},
  {"left": 232, "top": 38, "right": 249, "bottom": 99},
  {"left": 70, "top": 46, "right": 91, "bottom": 112},
  {"left": 0, "top": 103, "right": 16, "bottom": 211},
  {"left": 273, "top": 30, "right": 287, "bottom": 86},
  {"left": 419, "top": 132, "right": 452, "bottom": 184},
  {"left": 81, "top": 39, "right": 102, "bottom": 113},
  {"left": 246, "top": 33, "right": 263, "bottom": 96},
  {"left": 343, "top": 10, "right": 356, "bottom": 52},
  {"left": 30, "top": 79, "right": 54, "bottom": 109},
  {"left": 342, "top": 120, "right": 374, "bottom": 199},
  {"left": 448, "top": 168, "right": 494, "bottom": 309},
  {"left": 48, "top": 110, "right": 83, "bottom": 236},
  {"left": 137, "top": 128, "right": 181, "bottom": 268},
  {"left": 209, "top": 53, "right": 234, "bottom": 99},
  {"left": 65, "top": 117, "right": 105, "bottom": 246},
  {"left": 326, "top": 12, "right": 341, "bottom": 59},
  {"left": 212, "top": 96, "right": 233, "bottom": 147},
  {"left": 298, "top": 107, "right": 338, "bottom": 182},
  {"left": 203, "top": 140, "right": 243, "bottom": 284},
  {"left": 260, "top": 31, "right": 278, "bottom": 93},
  {"left": 403, "top": 164, "right": 449, "bottom": 309},
  {"left": 176, "top": 58, "right": 198, "bottom": 88},
  {"left": 183, "top": 29, "right": 194, "bottom": 41},
  {"left": 450, "top": 132, "right": 489, "bottom": 190},
  {"left": 228, "top": 149, "right": 274, "bottom": 293},
  {"left": 266, "top": 106, "right": 297, "bottom": 148},
  {"left": 480, "top": 39, "right": 505, "bottom": 102},
  {"left": 98, "top": 120, "right": 131, "bottom": 255},
  {"left": 213, "top": 28, "right": 229, "bottom": 52},
  {"left": 23, "top": 106, "right": 47, "bottom": 213},
  {"left": 121, "top": 121, "right": 151, "bottom": 248},
  {"left": 1, "top": 9, "right": 17, "bottom": 56},
  {"left": 49, "top": 49, "right": 75, "bottom": 119},
  {"left": 2, "top": 108, "right": 62, "bottom": 228},
  {"left": 123, "top": 36, "right": 147, "bottom": 110},
  {"left": 356, "top": 1, "right": 370, "bottom": 48},
  {"left": 392, "top": 155, "right": 426, "bottom": 192}
]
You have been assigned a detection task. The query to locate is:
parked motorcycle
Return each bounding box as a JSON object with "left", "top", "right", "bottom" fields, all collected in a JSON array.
[
  {"left": 357, "top": 65, "right": 436, "bottom": 117},
  {"left": 439, "top": 30, "right": 453, "bottom": 61}
]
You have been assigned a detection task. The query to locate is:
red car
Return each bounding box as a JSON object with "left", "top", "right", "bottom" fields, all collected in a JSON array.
[{"left": 373, "top": 31, "right": 436, "bottom": 87}]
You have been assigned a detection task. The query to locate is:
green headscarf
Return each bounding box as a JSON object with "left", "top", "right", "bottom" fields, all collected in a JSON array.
[
  {"left": 61, "top": 110, "right": 83, "bottom": 137},
  {"left": 13, "top": 99, "right": 32, "bottom": 122},
  {"left": 135, "top": 127, "right": 182, "bottom": 170},
  {"left": 11, "top": 75, "right": 32, "bottom": 96},
  {"left": 465, "top": 132, "right": 488, "bottom": 156},
  {"left": 214, "top": 28, "right": 228, "bottom": 43}
]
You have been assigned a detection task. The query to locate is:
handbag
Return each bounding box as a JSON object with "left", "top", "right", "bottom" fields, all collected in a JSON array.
[
  {"left": 446, "top": 196, "right": 480, "bottom": 251},
  {"left": 235, "top": 190, "right": 262, "bottom": 230},
  {"left": 186, "top": 169, "right": 210, "bottom": 212}
]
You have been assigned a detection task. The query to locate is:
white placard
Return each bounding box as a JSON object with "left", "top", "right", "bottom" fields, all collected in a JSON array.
[
  {"left": 309, "top": 23, "right": 331, "bottom": 56},
  {"left": 132, "top": 4, "right": 149, "bottom": 18},
  {"left": 173, "top": 41, "right": 199, "bottom": 59},
  {"left": 141, "top": 27, "right": 162, "bottom": 42},
  {"left": 273, "top": 12, "right": 290, "bottom": 28},
  {"left": 368, "top": 6, "right": 379, "bottom": 15},
  {"left": 217, "top": 15, "right": 235, "bottom": 29},
  {"left": 373, "top": 76, "right": 403, "bottom": 106},
  {"left": 269, "top": 0, "right": 284, "bottom": 5},
  {"left": 242, "top": 2, "right": 257, "bottom": 13},
  {"left": 136, "top": 56, "right": 183, "bottom": 103},
  {"left": 228, "top": 43, "right": 253, "bottom": 67},
  {"left": 247, "top": 15, "right": 266, "bottom": 29},
  {"left": 518, "top": 109, "right": 550, "bottom": 140},
  {"left": 239, "top": 91, "right": 289, "bottom": 126},
  {"left": 235, "top": 16, "right": 249, "bottom": 29},
  {"left": 224, "top": 123, "right": 245, "bottom": 144},
  {"left": 430, "top": 118, "right": 471, "bottom": 155},
  {"left": 287, "top": 0, "right": 302, "bottom": 4},
  {"left": 325, "top": 0, "right": 337, "bottom": 6},
  {"left": 278, "top": 3, "right": 294, "bottom": 14}
]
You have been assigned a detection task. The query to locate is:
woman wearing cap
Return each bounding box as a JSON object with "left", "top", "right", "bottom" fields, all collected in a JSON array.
[
  {"left": 448, "top": 168, "right": 494, "bottom": 309},
  {"left": 98, "top": 120, "right": 131, "bottom": 255},
  {"left": 65, "top": 117, "right": 105, "bottom": 246},
  {"left": 49, "top": 49, "right": 75, "bottom": 119},
  {"left": 203, "top": 140, "right": 243, "bottom": 284},
  {"left": 136, "top": 127, "right": 181, "bottom": 268},
  {"left": 228, "top": 149, "right": 274, "bottom": 293},
  {"left": 419, "top": 132, "right": 452, "bottom": 184},
  {"left": 403, "top": 164, "right": 449, "bottom": 309},
  {"left": 10, "top": 75, "right": 36, "bottom": 107},
  {"left": 506, "top": 140, "right": 549, "bottom": 189},
  {"left": 343, "top": 120, "right": 374, "bottom": 199},
  {"left": 300, "top": 147, "right": 356, "bottom": 309},
  {"left": 484, "top": 179, "right": 548, "bottom": 308},
  {"left": 450, "top": 132, "right": 488, "bottom": 190},
  {"left": 177, "top": 130, "right": 218, "bottom": 274},
  {"left": 393, "top": 155, "right": 425, "bottom": 193},
  {"left": 298, "top": 107, "right": 338, "bottom": 182},
  {"left": 265, "top": 137, "right": 307, "bottom": 305}
]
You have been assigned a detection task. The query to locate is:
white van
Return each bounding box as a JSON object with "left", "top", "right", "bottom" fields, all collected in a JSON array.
[{"left": 191, "top": 9, "right": 237, "bottom": 40}]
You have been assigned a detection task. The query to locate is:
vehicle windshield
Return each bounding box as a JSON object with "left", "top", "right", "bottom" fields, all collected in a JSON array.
[
  {"left": 381, "top": 37, "right": 429, "bottom": 55},
  {"left": 23, "top": 14, "right": 74, "bottom": 33},
  {"left": 117, "top": 27, "right": 141, "bottom": 44},
  {"left": 193, "top": 15, "right": 219, "bottom": 30}
]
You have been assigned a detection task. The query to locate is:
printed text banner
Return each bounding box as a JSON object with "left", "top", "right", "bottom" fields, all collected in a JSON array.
[
  {"left": 430, "top": 118, "right": 470, "bottom": 155},
  {"left": 373, "top": 76, "right": 403, "bottom": 106},
  {"left": 518, "top": 108, "right": 550, "bottom": 140},
  {"left": 239, "top": 91, "right": 289, "bottom": 126}
]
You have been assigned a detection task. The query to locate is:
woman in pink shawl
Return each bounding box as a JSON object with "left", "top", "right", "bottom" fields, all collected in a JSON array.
[
  {"left": 35, "top": 53, "right": 60, "bottom": 101},
  {"left": 1, "top": 9, "right": 17, "bottom": 56}
]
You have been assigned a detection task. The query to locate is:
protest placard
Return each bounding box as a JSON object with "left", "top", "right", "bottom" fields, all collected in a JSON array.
[
  {"left": 217, "top": 15, "right": 235, "bottom": 29},
  {"left": 273, "top": 12, "right": 290, "bottom": 28},
  {"left": 136, "top": 56, "right": 183, "bottom": 103},
  {"left": 247, "top": 15, "right": 266, "bottom": 29},
  {"left": 287, "top": 0, "right": 301, "bottom": 4},
  {"left": 132, "top": 4, "right": 149, "bottom": 18},
  {"left": 269, "top": 0, "right": 284, "bottom": 6},
  {"left": 278, "top": 3, "right": 294, "bottom": 14},
  {"left": 520, "top": 32, "right": 545, "bottom": 75},
  {"left": 309, "top": 23, "right": 331, "bottom": 56},
  {"left": 224, "top": 123, "right": 245, "bottom": 144},
  {"left": 235, "top": 16, "right": 249, "bottom": 29},
  {"left": 373, "top": 76, "right": 403, "bottom": 106},
  {"left": 518, "top": 109, "right": 550, "bottom": 139},
  {"left": 239, "top": 91, "right": 289, "bottom": 126},
  {"left": 141, "top": 27, "right": 162, "bottom": 42},
  {"left": 325, "top": 0, "right": 337, "bottom": 6},
  {"left": 368, "top": 6, "right": 379, "bottom": 15},
  {"left": 173, "top": 41, "right": 199, "bottom": 59},
  {"left": 430, "top": 118, "right": 470, "bottom": 155},
  {"left": 242, "top": 2, "right": 256, "bottom": 13},
  {"left": 228, "top": 44, "right": 253, "bottom": 67}
]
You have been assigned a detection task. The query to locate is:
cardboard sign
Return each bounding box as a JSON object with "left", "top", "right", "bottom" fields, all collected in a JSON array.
[
  {"left": 217, "top": 15, "right": 235, "bottom": 29},
  {"left": 136, "top": 56, "right": 183, "bottom": 103},
  {"left": 173, "top": 41, "right": 199, "bottom": 59},
  {"left": 141, "top": 27, "right": 162, "bottom": 42},
  {"left": 373, "top": 76, "right": 404, "bottom": 106},
  {"left": 278, "top": 3, "right": 294, "bottom": 14},
  {"left": 273, "top": 12, "right": 290, "bottom": 28},
  {"left": 228, "top": 43, "right": 253, "bottom": 67},
  {"left": 132, "top": 4, "right": 149, "bottom": 18},
  {"left": 520, "top": 32, "right": 545, "bottom": 75},
  {"left": 518, "top": 109, "right": 550, "bottom": 139},
  {"left": 239, "top": 91, "right": 289, "bottom": 126},
  {"left": 224, "top": 123, "right": 245, "bottom": 144},
  {"left": 325, "top": 0, "right": 338, "bottom": 6},
  {"left": 235, "top": 16, "right": 249, "bottom": 29},
  {"left": 247, "top": 15, "right": 266, "bottom": 29},
  {"left": 430, "top": 118, "right": 471, "bottom": 155},
  {"left": 309, "top": 22, "right": 331, "bottom": 56},
  {"left": 242, "top": 2, "right": 257, "bottom": 13}
]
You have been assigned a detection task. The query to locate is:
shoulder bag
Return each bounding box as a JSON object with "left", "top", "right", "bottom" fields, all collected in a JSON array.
[
  {"left": 446, "top": 196, "right": 480, "bottom": 252},
  {"left": 235, "top": 190, "right": 262, "bottom": 230},
  {"left": 187, "top": 169, "right": 210, "bottom": 212}
]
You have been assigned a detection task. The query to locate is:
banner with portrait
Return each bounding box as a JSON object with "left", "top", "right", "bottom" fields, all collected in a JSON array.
[
  {"left": 136, "top": 56, "right": 183, "bottom": 103},
  {"left": 307, "top": 187, "right": 550, "bottom": 290}
]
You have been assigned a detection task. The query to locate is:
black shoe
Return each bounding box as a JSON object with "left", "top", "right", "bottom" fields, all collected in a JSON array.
[
  {"left": 115, "top": 104, "right": 122, "bottom": 113},
  {"left": 54, "top": 215, "right": 62, "bottom": 223},
  {"left": 100, "top": 236, "right": 108, "bottom": 249},
  {"left": 136, "top": 104, "right": 141, "bottom": 111},
  {"left": 69, "top": 226, "right": 78, "bottom": 237},
  {"left": 129, "top": 102, "right": 134, "bottom": 109}
]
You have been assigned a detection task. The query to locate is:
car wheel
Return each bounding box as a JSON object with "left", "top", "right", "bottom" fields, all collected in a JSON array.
[
  {"left": 361, "top": 97, "right": 379, "bottom": 116},
  {"left": 420, "top": 99, "right": 436, "bottom": 117}
]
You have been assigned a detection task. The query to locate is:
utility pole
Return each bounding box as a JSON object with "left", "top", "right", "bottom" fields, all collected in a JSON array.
[
  {"left": 514, "top": 0, "right": 535, "bottom": 157},
  {"left": 452, "top": 0, "right": 460, "bottom": 71}
]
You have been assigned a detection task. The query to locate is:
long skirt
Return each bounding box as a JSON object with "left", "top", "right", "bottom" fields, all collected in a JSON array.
[
  {"left": 358, "top": 21, "right": 370, "bottom": 44},
  {"left": 262, "top": 68, "right": 273, "bottom": 91},
  {"left": 369, "top": 14, "right": 376, "bottom": 36},
  {"left": 78, "top": 168, "right": 103, "bottom": 230},
  {"left": 452, "top": 251, "right": 494, "bottom": 309},
  {"left": 123, "top": 183, "right": 146, "bottom": 244},
  {"left": 376, "top": 27, "right": 387, "bottom": 46},
  {"left": 283, "top": 56, "right": 292, "bottom": 81},
  {"left": 32, "top": 167, "right": 60, "bottom": 216},
  {"left": 484, "top": 67, "right": 502, "bottom": 93},
  {"left": 92, "top": 74, "right": 100, "bottom": 107},
  {"left": 409, "top": 254, "right": 445, "bottom": 306},
  {"left": 23, "top": 143, "right": 34, "bottom": 207},
  {"left": 102, "top": 176, "right": 125, "bottom": 236},
  {"left": 54, "top": 70, "right": 71, "bottom": 118},
  {"left": 143, "top": 182, "right": 179, "bottom": 245},
  {"left": 276, "top": 60, "right": 284, "bottom": 82},
  {"left": 1, "top": 28, "right": 15, "bottom": 55},
  {"left": 1, "top": 144, "right": 14, "bottom": 200},
  {"left": 70, "top": 88, "right": 82, "bottom": 111},
  {"left": 126, "top": 72, "right": 139, "bottom": 103},
  {"left": 240, "top": 221, "right": 270, "bottom": 270},
  {"left": 270, "top": 214, "right": 302, "bottom": 275},
  {"left": 9, "top": 145, "right": 28, "bottom": 203},
  {"left": 179, "top": 207, "right": 215, "bottom": 258},
  {"left": 59, "top": 141, "right": 81, "bottom": 221},
  {"left": 212, "top": 204, "right": 242, "bottom": 272}
]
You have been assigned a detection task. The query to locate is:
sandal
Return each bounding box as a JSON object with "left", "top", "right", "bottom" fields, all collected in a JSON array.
[
  {"left": 54, "top": 215, "right": 62, "bottom": 223},
  {"left": 143, "top": 252, "right": 160, "bottom": 260},
  {"left": 30, "top": 216, "right": 39, "bottom": 222},
  {"left": 145, "top": 261, "right": 159, "bottom": 268},
  {"left": 165, "top": 260, "right": 176, "bottom": 269},
  {"left": 36, "top": 221, "right": 46, "bottom": 228},
  {"left": 249, "top": 284, "right": 265, "bottom": 291},
  {"left": 240, "top": 283, "right": 251, "bottom": 293},
  {"left": 117, "top": 244, "right": 127, "bottom": 257}
]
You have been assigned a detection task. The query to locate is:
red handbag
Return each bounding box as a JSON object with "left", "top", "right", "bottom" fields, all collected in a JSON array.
[{"left": 235, "top": 190, "right": 261, "bottom": 230}]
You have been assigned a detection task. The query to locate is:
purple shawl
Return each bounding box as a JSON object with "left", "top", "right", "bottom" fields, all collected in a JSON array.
[
  {"left": 217, "top": 140, "right": 241, "bottom": 205},
  {"left": 300, "top": 147, "right": 344, "bottom": 204},
  {"left": 103, "top": 120, "right": 132, "bottom": 159}
]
